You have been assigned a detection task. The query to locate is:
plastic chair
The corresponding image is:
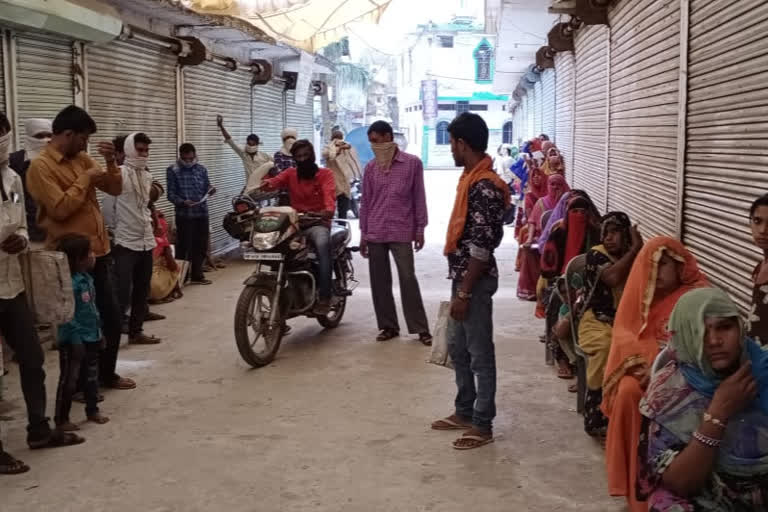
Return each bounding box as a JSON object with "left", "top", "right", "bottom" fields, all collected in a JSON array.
[{"left": 565, "top": 254, "right": 588, "bottom": 414}]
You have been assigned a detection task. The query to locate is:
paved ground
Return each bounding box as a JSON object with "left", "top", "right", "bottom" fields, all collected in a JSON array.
[{"left": 1, "top": 170, "right": 625, "bottom": 511}]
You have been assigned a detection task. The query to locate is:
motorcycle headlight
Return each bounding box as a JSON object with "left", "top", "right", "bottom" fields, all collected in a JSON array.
[{"left": 251, "top": 231, "right": 281, "bottom": 250}]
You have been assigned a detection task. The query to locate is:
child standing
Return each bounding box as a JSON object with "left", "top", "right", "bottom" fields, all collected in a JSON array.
[{"left": 55, "top": 234, "right": 110, "bottom": 430}]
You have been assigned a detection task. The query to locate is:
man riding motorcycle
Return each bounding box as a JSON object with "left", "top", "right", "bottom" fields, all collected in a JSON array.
[{"left": 258, "top": 139, "right": 336, "bottom": 314}]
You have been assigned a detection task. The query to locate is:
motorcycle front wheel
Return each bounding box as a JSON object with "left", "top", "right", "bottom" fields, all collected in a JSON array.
[{"left": 234, "top": 285, "right": 283, "bottom": 368}]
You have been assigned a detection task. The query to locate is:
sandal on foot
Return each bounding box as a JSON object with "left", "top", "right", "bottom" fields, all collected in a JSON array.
[
  {"left": 88, "top": 414, "right": 110, "bottom": 425},
  {"left": 376, "top": 329, "right": 399, "bottom": 342},
  {"left": 145, "top": 312, "right": 166, "bottom": 322},
  {"left": 568, "top": 383, "right": 578, "bottom": 393},
  {"left": 557, "top": 367, "right": 574, "bottom": 380},
  {"left": 419, "top": 333, "right": 433, "bottom": 346},
  {"left": 29, "top": 431, "right": 85, "bottom": 450},
  {"left": 57, "top": 422, "right": 80, "bottom": 432},
  {"left": 0, "top": 452, "right": 30, "bottom": 475},
  {"left": 431, "top": 415, "right": 472, "bottom": 431},
  {"left": 452, "top": 430, "right": 494, "bottom": 450},
  {"left": 107, "top": 376, "right": 136, "bottom": 390}
]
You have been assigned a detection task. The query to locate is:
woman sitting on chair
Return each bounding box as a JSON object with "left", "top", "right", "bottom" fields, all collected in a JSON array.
[
  {"left": 602, "top": 237, "right": 709, "bottom": 512},
  {"left": 638, "top": 288, "right": 768, "bottom": 510},
  {"left": 579, "top": 212, "right": 642, "bottom": 438}
]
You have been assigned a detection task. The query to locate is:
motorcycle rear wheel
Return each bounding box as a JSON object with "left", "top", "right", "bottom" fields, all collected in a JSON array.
[
  {"left": 234, "top": 285, "right": 283, "bottom": 368},
  {"left": 317, "top": 261, "right": 348, "bottom": 329}
]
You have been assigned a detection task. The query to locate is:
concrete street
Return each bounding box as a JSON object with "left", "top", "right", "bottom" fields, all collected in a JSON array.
[{"left": 1, "top": 170, "right": 623, "bottom": 511}]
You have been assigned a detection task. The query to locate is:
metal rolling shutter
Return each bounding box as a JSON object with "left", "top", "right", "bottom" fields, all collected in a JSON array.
[
  {"left": 526, "top": 91, "right": 535, "bottom": 139},
  {"left": 607, "top": 0, "right": 680, "bottom": 237},
  {"left": 541, "top": 69, "right": 556, "bottom": 140},
  {"left": 15, "top": 32, "right": 74, "bottom": 133},
  {"left": 86, "top": 39, "right": 178, "bottom": 218},
  {"left": 513, "top": 103, "right": 523, "bottom": 146},
  {"left": 252, "top": 82, "right": 284, "bottom": 155},
  {"left": 573, "top": 25, "right": 609, "bottom": 211},
  {"left": 0, "top": 36, "right": 5, "bottom": 114},
  {"left": 682, "top": 0, "right": 768, "bottom": 310},
  {"left": 184, "top": 63, "right": 253, "bottom": 253},
  {"left": 286, "top": 88, "right": 315, "bottom": 143},
  {"left": 533, "top": 80, "right": 543, "bottom": 135},
  {"left": 518, "top": 96, "right": 528, "bottom": 141},
  {"left": 555, "top": 52, "right": 576, "bottom": 182}
]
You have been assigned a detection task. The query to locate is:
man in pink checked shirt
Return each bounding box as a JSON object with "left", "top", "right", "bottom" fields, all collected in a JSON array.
[{"left": 360, "top": 121, "right": 432, "bottom": 346}]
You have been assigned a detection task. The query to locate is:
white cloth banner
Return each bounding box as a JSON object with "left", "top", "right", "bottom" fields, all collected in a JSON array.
[{"left": 294, "top": 50, "right": 314, "bottom": 105}]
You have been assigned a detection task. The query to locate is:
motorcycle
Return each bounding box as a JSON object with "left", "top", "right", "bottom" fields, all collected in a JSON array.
[
  {"left": 224, "top": 195, "right": 358, "bottom": 368},
  {"left": 349, "top": 179, "right": 361, "bottom": 219}
]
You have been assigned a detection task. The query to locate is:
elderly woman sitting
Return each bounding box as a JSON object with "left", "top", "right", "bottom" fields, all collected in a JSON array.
[{"left": 638, "top": 288, "right": 768, "bottom": 510}]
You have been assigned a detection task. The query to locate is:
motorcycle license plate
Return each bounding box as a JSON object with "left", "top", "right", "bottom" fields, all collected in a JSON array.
[{"left": 243, "top": 252, "right": 284, "bottom": 261}]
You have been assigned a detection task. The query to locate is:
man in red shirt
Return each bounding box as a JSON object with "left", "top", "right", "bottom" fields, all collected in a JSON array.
[{"left": 260, "top": 140, "right": 336, "bottom": 313}]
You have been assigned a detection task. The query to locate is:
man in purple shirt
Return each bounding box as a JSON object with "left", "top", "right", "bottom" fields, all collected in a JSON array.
[{"left": 360, "top": 121, "right": 431, "bottom": 345}]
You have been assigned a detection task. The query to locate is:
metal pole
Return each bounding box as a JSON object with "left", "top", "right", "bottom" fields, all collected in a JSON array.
[{"left": 675, "top": 0, "right": 690, "bottom": 239}]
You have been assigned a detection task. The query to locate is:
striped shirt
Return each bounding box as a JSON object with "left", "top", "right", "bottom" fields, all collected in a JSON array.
[{"left": 360, "top": 151, "right": 428, "bottom": 244}]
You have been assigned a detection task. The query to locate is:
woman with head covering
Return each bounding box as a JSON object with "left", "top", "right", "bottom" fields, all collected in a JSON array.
[
  {"left": 516, "top": 166, "right": 550, "bottom": 300},
  {"left": 638, "top": 288, "right": 768, "bottom": 510},
  {"left": 748, "top": 194, "right": 768, "bottom": 345},
  {"left": 602, "top": 237, "right": 709, "bottom": 512},
  {"left": 541, "top": 145, "right": 566, "bottom": 176},
  {"left": 579, "top": 212, "right": 642, "bottom": 437}
]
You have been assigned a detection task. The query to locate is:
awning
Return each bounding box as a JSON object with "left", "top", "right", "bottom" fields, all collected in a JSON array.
[{"left": 179, "top": 0, "right": 392, "bottom": 52}]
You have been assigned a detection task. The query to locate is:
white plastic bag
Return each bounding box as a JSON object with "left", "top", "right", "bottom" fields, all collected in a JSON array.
[{"left": 428, "top": 301, "right": 453, "bottom": 369}]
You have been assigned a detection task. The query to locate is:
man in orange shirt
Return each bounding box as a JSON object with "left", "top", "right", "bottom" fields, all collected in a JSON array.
[
  {"left": 26, "top": 106, "right": 135, "bottom": 391},
  {"left": 260, "top": 140, "right": 336, "bottom": 314}
]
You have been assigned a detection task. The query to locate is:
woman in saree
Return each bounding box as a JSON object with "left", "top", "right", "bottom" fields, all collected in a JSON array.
[
  {"left": 579, "top": 212, "right": 642, "bottom": 437},
  {"left": 541, "top": 145, "right": 566, "bottom": 176},
  {"left": 638, "top": 288, "right": 768, "bottom": 510},
  {"left": 602, "top": 237, "right": 709, "bottom": 512},
  {"left": 148, "top": 183, "right": 183, "bottom": 304},
  {"left": 516, "top": 167, "right": 550, "bottom": 300}
]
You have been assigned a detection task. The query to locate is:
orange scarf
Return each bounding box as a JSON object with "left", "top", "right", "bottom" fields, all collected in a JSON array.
[{"left": 444, "top": 155, "right": 511, "bottom": 256}]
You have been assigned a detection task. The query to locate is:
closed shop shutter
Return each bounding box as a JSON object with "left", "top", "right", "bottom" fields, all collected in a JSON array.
[
  {"left": 607, "top": 0, "right": 680, "bottom": 237},
  {"left": 0, "top": 34, "right": 5, "bottom": 114},
  {"left": 184, "top": 63, "right": 253, "bottom": 253},
  {"left": 555, "top": 52, "right": 576, "bottom": 182},
  {"left": 513, "top": 104, "right": 523, "bottom": 146},
  {"left": 286, "top": 88, "right": 315, "bottom": 144},
  {"left": 86, "top": 39, "right": 178, "bottom": 218},
  {"left": 573, "top": 25, "right": 609, "bottom": 211},
  {"left": 682, "top": 0, "right": 768, "bottom": 310},
  {"left": 15, "top": 32, "right": 74, "bottom": 134},
  {"left": 526, "top": 91, "right": 535, "bottom": 139},
  {"left": 252, "top": 82, "right": 285, "bottom": 155},
  {"left": 519, "top": 95, "right": 528, "bottom": 141},
  {"left": 533, "top": 80, "right": 543, "bottom": 135},
  {"left": 541, "top": 69, "right": 556, "bottom": 140}
]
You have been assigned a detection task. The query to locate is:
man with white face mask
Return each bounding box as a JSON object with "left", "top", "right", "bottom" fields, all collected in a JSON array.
[
  {"left": 274, "top": 128, "right": 298, "bottom": 175},
  {"left": 217, "top": 115, "right": 274, "bottom": 191},
  {"left": 103, "top": 132, "right": 160, "bottom": 345},
  {"left": 9, "top": 118, "right": 52, "bottom": 243}
]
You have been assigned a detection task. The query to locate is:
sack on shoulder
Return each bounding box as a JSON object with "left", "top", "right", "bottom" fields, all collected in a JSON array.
[
  {"left": 21, "top": 250, "right": 75, "bottom": 325},
  {"left": 428, "top": 301, "right": 454, "bottom": 369}
]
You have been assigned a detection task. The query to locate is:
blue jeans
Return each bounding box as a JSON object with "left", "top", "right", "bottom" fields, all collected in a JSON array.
[
  {"left": 447, "top": 275, "right": 498, "bottom": 432},
  {"left": 304, "top": 225, "right": 332, "bottom": 300}
]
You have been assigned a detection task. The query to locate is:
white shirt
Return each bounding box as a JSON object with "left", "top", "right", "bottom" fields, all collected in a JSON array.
[
  {"left": 0, "top": 165, "right": 28, "bottom": 300},
  {"left": 102, "top": 165, "right": 156, "bottom": 252},
  {"left": 225, "top": 138, "right": 273, "bottom": 180}
]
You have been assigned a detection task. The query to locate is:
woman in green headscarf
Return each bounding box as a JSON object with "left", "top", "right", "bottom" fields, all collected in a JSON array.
[{"left": 638, "top": 288, "right": 768, "bottom": 510}]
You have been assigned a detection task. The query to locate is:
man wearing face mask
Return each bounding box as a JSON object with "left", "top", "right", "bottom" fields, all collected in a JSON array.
[
  {"left": 102, "top": 133, "right": 161, "bottom": 345},
  {"left": 8, "top": 118, "right": 52, "bottom": 243},
  {"left": 26, "top": 106, "right": 136, "bottom": 391},
  {"left": 260, "top": 139, "right": 336, "bottom": 314},
  {"left": 217, "top": 115, "right": 274, "bottom": 190},
  {"left": 360, "top": 120, "right": 431, "bottom": 345},
  {"left": 273, "top": 128, "right": 298, "bottom": 175}
]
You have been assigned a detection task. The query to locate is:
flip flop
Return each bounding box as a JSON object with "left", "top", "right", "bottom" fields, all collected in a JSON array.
[
  {"left": 0, "top": 452, "right": 30, "bottom": 475},
  {"left": 28, "top": 431, "right": 85, "bottom": 450},
  {"left": 376, "top": 329, "right": 399, "bottom": 342},
  {"left": 452, "top": 434, "right": 495, "bottom": 450},
  {"left": 431, "top": 417, "right": 472, "bottom": 431},
  {"left": 108, "top": 376, "right": 136, "bottom": 390}
]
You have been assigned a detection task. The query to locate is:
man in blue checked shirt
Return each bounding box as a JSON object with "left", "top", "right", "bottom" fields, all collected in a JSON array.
[{"left": 166, "top": 143, "right": 216, "bottom": 285}]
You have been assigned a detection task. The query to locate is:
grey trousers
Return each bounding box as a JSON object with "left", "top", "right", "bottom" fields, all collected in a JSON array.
[{"left": 368, "top": 242, "right": 429, "bottom": 334}]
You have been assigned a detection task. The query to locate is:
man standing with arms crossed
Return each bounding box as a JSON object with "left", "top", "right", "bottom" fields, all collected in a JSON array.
[
  {"left": 430, "top": 113, "right": 509, "bottom": 450},
  {"left": 360, "top": 120, "right": 431, "bottom": 345}
]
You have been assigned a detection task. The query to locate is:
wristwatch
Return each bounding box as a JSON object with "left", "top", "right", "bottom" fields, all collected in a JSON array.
[{"left": 457, "top": 290, "right": 472, "bottom": 301}]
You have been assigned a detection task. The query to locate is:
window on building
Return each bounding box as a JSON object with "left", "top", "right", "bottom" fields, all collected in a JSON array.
[
  {"left": 473, "top": 39, "right": 494, "bottom": 83},
  {"left": 436, "top": 121, "right": 450, "bottom": 145},
  {"left": 469, "top": 104, "right": 488, "bottom": 111},
  {"left": 438, "top": 104, "right": 457, "bottom": 111},
  {"left": 437, "top": 35, "right": 454, "bottom": 48},
  {"left": 502, "top": 121, "right": 514, "bottom": 144},
  {"left": 456, "top": 101, "right": 470, "bottom": 114}
]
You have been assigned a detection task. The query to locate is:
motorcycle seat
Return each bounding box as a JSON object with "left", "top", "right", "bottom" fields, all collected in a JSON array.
[{"left": 331, "top": 225, "right": 350, "bottom": 249}]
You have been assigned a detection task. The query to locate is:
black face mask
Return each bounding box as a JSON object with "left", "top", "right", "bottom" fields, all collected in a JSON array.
[{"left": 296, "top": 160, "right": 319, "bottom": 180}]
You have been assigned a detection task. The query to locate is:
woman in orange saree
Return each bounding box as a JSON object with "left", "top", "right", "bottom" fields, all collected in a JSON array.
[{"left": 601, "top": 237, "right": 709, "bottom": 512}]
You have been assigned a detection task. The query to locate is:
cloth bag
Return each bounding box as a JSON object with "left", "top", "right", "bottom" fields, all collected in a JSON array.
[
  {"left": 428, "top": 301, "right": 454, "bottom": 369},
  {"left": 21, "top": 250, "right": 75, "bottom": 325}
]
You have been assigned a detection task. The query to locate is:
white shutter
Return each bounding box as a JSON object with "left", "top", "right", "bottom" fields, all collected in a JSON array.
[
  {"left": 86, "top": 39, "right": 178, "bottom": 218},
  {"left": 573, "top": 25, "right": 609, "bottom": 211},
  {"left": 0, "top": 35, "right": 5, "bottom": 115},
  {"left": 15, "top": 32, "right": 74, "bottom": 134},
  {"left": 555, "top": 52, "right": 576, "bottom": 181},
  {"left": 286, "top": 88, "right": 315, "bottom": 144},
  {"left": 607, "top": 0, "right": 680, "bottom": 237},
  {"left": 519, "top": 96, "right": 528, "bottom": 141},
  {"left": 534, "top": 80, "right": 543, "bottom": 136},
  {"left": 513, "top": 104, "right": 523, "bottom": 146},
  {"left": 252, "top": 82, "right": 284, "bottom": 155},
  {"left": 526, "top": 91, "right": 535, "bottom": 138},
  {"left": 682, "top": 0, "right": 768, "bottom": 310},
  {"left": 541, "top": 69, "right": 556, "bottom": 141},
  {"left": 184, "top": 63, "right": 253, "bottom": 253}
]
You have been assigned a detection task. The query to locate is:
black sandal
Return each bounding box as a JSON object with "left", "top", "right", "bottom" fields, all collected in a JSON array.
[
  {"left": 28, "top": 431, "right": 85, "bottom": 450},
  {"left": 376, "top": 328, "right": 399, "bottom": 342},
  {"left": 419, "top": 333, "right": 433, "bottom": 346},
  {"left": 0, "top": 451, "right": 30, "bottom": 475}
]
